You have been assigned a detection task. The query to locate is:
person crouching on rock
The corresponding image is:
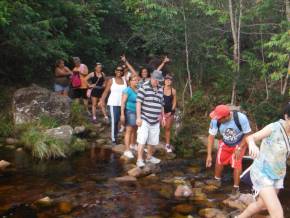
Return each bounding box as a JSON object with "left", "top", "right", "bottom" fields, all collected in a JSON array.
[
  {"left": 136, "top": 70, "right": 165, "bottom": 168},
  {"left": 235, "top": 103, "right": 290, "bottom": 218},
  {"left": 205, "top": 105, "right": 251, "bottom": 195},
  {"left": 120, "top": 75, "right": 139, "bottom": 159}
]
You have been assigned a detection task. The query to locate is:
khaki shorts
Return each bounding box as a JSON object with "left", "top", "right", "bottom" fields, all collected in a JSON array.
[{"left": 137, "top": 120, "right": 160, "bottom": 146}]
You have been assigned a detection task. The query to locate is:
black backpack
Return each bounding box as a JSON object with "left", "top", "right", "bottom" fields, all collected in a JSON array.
[{"left": 217, "top": 110, "right": 242, "bottom": 132}]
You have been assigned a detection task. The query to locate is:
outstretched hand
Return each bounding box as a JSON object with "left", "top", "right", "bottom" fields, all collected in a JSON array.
[{"left": 163, "top": 56, "right": 170, "bottom": 63}]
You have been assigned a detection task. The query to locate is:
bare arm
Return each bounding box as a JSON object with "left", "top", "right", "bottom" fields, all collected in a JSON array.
[
  {"left": 64, "top": 66, "right": 72, "bottom": 75},
  {"left": 102, "top": 73, "right": 106, "bottom": 88},
  {"left": 121, "top": 55, "right": 138, "bottom": 76},
  {"left": 55, "top": 68, "right": 71, "bottom": 77},
  {"left": 206, "top": 134, "right": 215, "bottom": 167},
  {"left": 157, "top": 56, "right": 170, "bottom": 71},
  {"left": 172, "top": 88, "right": 177, "bottom": 110},
  {"left": 246, "top": 124, "right": 272, "bottom": 158},
  {"left": 121, "top": 94, "right": 128, "bottom": 117},
  {"left": 85, "top": 73, "right": 94, "bottom": 88},
  {"left": 100, "top": 78, "right": 112, "bottom": 102},
  {"left": 136, "top": 101, "right": 142, "bottom": 120}
]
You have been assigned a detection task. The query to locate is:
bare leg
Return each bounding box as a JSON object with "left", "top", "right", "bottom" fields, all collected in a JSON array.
[
  {"left": 147, "top": 145, "right": 154, "bottom": 159},
  {"left": 97, "top": 97, "right": 107, "bottom": 118},
  {"left": 130, "top": 127, "right": 137, "bottom": 145},
  {"left": 83, "top": 98, "right": 89, "bottom": 112},
  {"left": 124, "top": 126, "right": 133, "bottom": 151},
  {"left": 238, "top": 188, "right": 282, "bottom": 218},
  {"left": 165, "top": 116, "right": 173, "bottom": 145},
  {"left": 233, "top": 167, "right": 242, "bottom": 187},
  {"left": 214, "top": 163, "right": 224, "bottom": 179},
  {"left": 137, "top": 144, "right": 144, "bottom": 160},
  {"left": 91, "top": 97, "right": 97, "bottom": 118}
]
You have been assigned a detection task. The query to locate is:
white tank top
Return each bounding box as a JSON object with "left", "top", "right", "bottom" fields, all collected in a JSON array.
[{"left": 107, "top": 78, "right": 127, "bottom": 106}]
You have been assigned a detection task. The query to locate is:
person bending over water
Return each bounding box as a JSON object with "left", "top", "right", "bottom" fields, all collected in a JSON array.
[
  {"left": 72, "top": 57, "right": 89, "bottom": 114},
  {"left": 121, "top": 75, "right": 139, "bottom": 158},
  {"left": 206, "top": 105, "right": 251, "bottom": 195},
  {"left": 234, "top": 104, "right": 290, "bottom": 218},
  {"left": 99, "top": 66, "right": 127, "bottom": 145},
  {"left": 54, "top": 59, "right": 72, "bottom": 96},
  {"left": 162, "top": 74, "right": 177, "bottom": 153},
  {"left": 86, "top": 63, "right": 108, "bottom": 123}
]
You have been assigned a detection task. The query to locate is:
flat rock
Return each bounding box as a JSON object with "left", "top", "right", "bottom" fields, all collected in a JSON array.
[
  {"left": 174, "top": 204, "right": 194, "bottom": 214},
  {"left": 112, "top": 144, "right": 126, "bottom": 154},
  {"left": 34, "top": 196, "right": 53, "bottom": 207},
  {"left": 45, "top": 125, "right": 73, "bottom": 144},
  {"left": 113, "top": 176, "right": 137, "bottom": 182},
  {"left": 73, "top": 126, "right": 86, "bottom": 135},
  {"left": 198, "top": 208, "right": 227, "bottom": 218},
  {"left": 5, "top": 137, "right": 19, "bottom": 145},
  {"left": 0, "top": 160, "right": 11, "bottom": 170},
  {"left": 174, "top": 185, "right": 193, "bottom": 197},
  {"left": 95, "top": 138, "right": 107, "bottom": 145},
  {"left": 128, "top": 164, "right": 160, "bottom": 178}
]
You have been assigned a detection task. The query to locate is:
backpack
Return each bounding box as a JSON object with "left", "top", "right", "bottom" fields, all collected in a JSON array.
[
  {"left": 217, "top": 110, "right": 242, "bottom": 132},
  {"left": 71, "top": 71, "right": 81, "bottom": 88}
]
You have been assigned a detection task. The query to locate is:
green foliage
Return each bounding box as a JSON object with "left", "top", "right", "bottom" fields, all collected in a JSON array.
[{"left": 0, "top": 113, "right": 13, "bottom": 138}]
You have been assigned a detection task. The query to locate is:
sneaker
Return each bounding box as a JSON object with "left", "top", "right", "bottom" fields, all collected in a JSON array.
[
  {"left": 92, "top": 117, "right": 97, "bottom": 124},
  {"left": 136, "top": 159, "right": 145, "bottom": 168},
  {"left": 123, "top": 150, "right": 134, "bottom": 159},
  {"left": 146, "top": 156, "right": 161, "bottom": 164},
  {"left": 165, "top": 144, "right": 172, "bottom": 153},
  {"left": 119, "top": 125, "right": 125, "bottom": 133},
  {"left": 130, "top": 144, "right": 138, "bottom": 151}
]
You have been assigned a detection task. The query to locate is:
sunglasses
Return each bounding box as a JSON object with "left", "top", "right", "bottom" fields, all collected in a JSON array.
[{"left": 116, "top": 68, "right": 123, "bottom": 72}]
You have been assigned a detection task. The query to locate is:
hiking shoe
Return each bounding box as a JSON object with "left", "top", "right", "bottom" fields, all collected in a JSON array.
[
  {"left": 229, "top": 187, "right": 241, "bottom": 199},
  {"left": 136, "top": 159, "right": 145, "bottom": 168},
  {"left": 146, "top": 156, "right": 161, "bottom": 164},
  {"left": 130, "top": 144, "right": 138, "bottom": 151},
  {"left": 92, "top": 117, "right": 97, "bottom": 124},
  {"left": 123, "top": 150, "right": 134, "bottom": 159},
  {"left": 165, "top": 144, "right": 172, "bottom": 153}
]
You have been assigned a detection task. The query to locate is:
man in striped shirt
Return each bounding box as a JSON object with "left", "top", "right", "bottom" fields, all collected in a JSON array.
[{"left": 136, "top": 70, "right": 165, "bottom": 168}]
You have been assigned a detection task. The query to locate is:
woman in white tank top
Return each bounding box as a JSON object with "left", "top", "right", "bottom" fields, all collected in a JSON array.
[{"left": 100, "top": 66, "right": 127, "bottom": 144}]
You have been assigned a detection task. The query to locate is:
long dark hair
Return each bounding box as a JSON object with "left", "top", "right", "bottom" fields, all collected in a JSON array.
[
  {"left": 139, "top": 67, "right": 150, "bottom": 78},
  {"left": 283, "top": 103, "right": 290, "bottom": 118}
]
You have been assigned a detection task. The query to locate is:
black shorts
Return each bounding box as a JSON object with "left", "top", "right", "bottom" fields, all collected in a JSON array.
[
  {"left": 73, "top": 88, "right": 87, "bottom": 99},
  {"left": 91, "top": 88, "right": 104, "bottom": 98}
]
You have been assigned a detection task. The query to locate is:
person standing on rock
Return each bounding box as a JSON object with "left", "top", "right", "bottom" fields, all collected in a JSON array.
[
  {"left": 136, "top": 70, "right": 165, "bottom": 167},
  {"left": 72, "top": 57, "right": 89, "bottom": 114},
  {"left": 120, "top": 75, "right": 139, "bottom": 158},
  {"left": 85, "top": 63, "right": 108, "bottom": 123},
  {"left": 99, "top": 66, "right": 127, "bottom": 145},
  {"left": 205, "top": 105, "right": 251, "bottom": 194},
  {"left": 234, "top": 104, "right": 290, "bottom": 218},
  {"left": 54, "top": 59, "right": 72, "bottom": 96},
  {"left": 162, "top": 74, "right": 177, "bottom": 153}
]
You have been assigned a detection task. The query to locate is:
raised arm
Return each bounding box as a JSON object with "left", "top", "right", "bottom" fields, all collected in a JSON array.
[
  {"left": 157, "top": 56, "right": 170, "bottom": 71},
  {"left": 121, "top": 55, "right": 138, "bottom": 76}
]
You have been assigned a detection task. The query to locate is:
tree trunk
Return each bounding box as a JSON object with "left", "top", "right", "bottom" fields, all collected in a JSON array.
[
  {"left": 182, "top": 1, "right": 193, "bottom": 98},
  {"left": 260, "top": 29, "right": 269, "bottom": 100},
  {"left": 229, "top": 0, "right": 243, "bottom": 105}
]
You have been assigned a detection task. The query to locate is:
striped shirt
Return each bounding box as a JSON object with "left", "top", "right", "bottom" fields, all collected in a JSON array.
[{"left": 137, "top": 81, "right": 164, "bottom": 125}]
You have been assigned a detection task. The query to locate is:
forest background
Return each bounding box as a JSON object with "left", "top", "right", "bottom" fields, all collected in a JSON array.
[{"left": 0, "top": 0, "right": 289, "bottom": 140}]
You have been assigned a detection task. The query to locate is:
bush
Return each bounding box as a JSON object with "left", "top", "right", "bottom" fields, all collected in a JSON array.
[
  {"left": 0, "top": 113, "right": 14, "bottom": 138},
  {"left": 19, "top": 118, "right": 87, "bottom": 159}
]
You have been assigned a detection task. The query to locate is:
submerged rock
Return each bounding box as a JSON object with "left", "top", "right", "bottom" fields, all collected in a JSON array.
[
  {"left": 113, "top": 176, "right": 137, "bottom": 182},
  {"left": 174, "top": 204, "right": 194, "bottom": 214},
  {"left": 128, "top": 164, "right": 161, "bottom": 178},
  {"left": 45, "top": 125, "right": 73, "bottom": 144},
  {"left": 0, "top": 160, "right": 11, "bottom": 170},
  {"left": 34, "top": 196, "right": 53, "bottom": 207},
  {"left": 58, "top": 201, "right": 73, "bottom": 214},
  {"left": 12, "top": 84, "right": 70, "bottom": 125}
]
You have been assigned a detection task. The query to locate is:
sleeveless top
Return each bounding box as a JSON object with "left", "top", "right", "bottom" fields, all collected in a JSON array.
[
  {"left": 163, "top": 87, "right": 173, "bottom": 113},
  {"left": 107, "top": 78, "right": 127, "bottom": 106},
  {"left": 91, "top": 72, "right": 105, "bottom": 88},
  {"left": 54, "top": 67, "right": 70, "bottom": 86}
]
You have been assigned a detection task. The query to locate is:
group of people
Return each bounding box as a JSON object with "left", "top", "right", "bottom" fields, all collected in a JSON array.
[
  {"left": 206, "top": 104, "right": 290, "bottom": 218},
  {"left": 54, "top": 56, "right": 290, "bottom": 218},
  {"left": 54, "top": 55, "right": 177, "bottom": 167}
]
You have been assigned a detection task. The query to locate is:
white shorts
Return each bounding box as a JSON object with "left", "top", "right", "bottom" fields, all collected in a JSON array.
[{"left": 137, "top": 120, "right": 160, "bottom": 146}]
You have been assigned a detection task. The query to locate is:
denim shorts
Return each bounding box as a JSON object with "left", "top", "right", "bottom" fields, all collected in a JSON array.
[
  {"left": 126, "top": 110, "right": 137, "bottom": 127},
  {"left": 54, "top": 84, "right": 69, "bottom": 93}
]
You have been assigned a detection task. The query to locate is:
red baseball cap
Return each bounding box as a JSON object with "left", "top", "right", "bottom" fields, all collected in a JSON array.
[{"left": 209, "top": 105, "right": 230, "bottom": 120}]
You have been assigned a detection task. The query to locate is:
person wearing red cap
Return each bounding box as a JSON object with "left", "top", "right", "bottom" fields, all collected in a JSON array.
[{"left": 206, "top": 104, "right": 251, "bottom": 194}]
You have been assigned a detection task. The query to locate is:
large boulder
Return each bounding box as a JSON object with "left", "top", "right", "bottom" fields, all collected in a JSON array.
[
  {"left": 13, "top": 84, "right": 70, "bottom": 125},
  {"left": 45, "top": 125, "right": 73, "bottom": 144}
]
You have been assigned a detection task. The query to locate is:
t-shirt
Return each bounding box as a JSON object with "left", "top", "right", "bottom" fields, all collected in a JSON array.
[
  {"left": 123, "top": 87, "right": 137, "bottom": 112},
  {"left": 208, "top": 112, "right": 251, "bottom": 146},
  {"left": 137, "top": 81, "right": 164, "bottom": 125}
]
